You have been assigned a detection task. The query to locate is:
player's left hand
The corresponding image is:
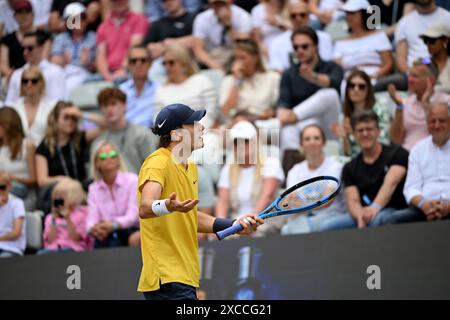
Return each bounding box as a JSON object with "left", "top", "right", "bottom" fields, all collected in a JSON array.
[{"left": 236, "top": 214, "right": 264, "bottom": 236}]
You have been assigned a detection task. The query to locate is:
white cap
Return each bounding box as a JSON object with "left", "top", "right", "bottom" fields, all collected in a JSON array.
[
  {"left": 341, "top": 0, "right": 370, "bottom": 12},
  {"left": 420, "top": 22, "right": 450, "bottom": 39},
  {"left": 229, "top": 121, "right": 257, "bottom": 140},
  {"left": 63, "top": 2, "right": 86, "bottom": 19}
]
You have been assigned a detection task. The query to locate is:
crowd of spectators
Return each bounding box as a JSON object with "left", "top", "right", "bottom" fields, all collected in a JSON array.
[{"left": 1, "top": 0, "right": 450, "bottom": 258}]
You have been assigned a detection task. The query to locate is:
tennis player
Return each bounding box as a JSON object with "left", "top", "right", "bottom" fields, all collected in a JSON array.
[{"left": 137, "top": 103, "right": 264, "bottom": 300}]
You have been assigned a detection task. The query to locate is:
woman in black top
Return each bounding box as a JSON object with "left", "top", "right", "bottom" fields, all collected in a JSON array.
[{"left": 35, "top": 100, "right": 104, "bottom": 213}]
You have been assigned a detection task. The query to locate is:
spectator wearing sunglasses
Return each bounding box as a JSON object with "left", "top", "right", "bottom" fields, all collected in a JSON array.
[
  {"left": 388, "top": 58, "right": 450, "bottom": 151},
  {"left": 10, "top": 66, "right": 56, "bottom": 145},
  {"left": 0, "top": 0, "right": 51, "bottom": 86},
  {"left": 0, "top": 107, "right": 37, "bottom": 210},
  {"left": 87, "top": 141, "right": 139, "bottom": 248},
  {"left": 332, "top": 69, "right": 391, "bottom": 156},
  {"left": 276, "top": 26, "right": 343, "bottom": 175},
  {"left": 420, "top": 22, "right": 450, "bottom": 94},
  {"left": 268, "top": 0, "right": 333, "bottom": 72},
  {"left": 35, "top": 100, "right": 105, "bottom": 213},
  {"left": 38, "top": 178, "right": 92, "bottom": 254},
  {"left": 118, "top": 45, "right": 157, "bottom": 128},
  {"left": 5, "top": 30, "right": 65, "bottom": 104},
  {"left": 50, "top": 3, "right": 97, "bottom": 96},
  {"left": 0, "top": 170, "right": 26, "bottom": 258}
]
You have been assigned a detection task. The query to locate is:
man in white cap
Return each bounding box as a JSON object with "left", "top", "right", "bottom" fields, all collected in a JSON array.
[{"left": 50, "top": 2, "right": 97, "bottom": 95}]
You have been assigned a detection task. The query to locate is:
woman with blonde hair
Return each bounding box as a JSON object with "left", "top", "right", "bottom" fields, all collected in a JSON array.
[
  {"left": 11, "top": 66, "right": 56, "bottom": 145},
  {"left": 0, "top": 107, "right": 36, "bottom": 208},
  {"left": 220, "top": 38, "right": 280, "bottom": 122},
  {"left": 38, "top": 178, "right": 92, "bottom": 254},
  {"left": 87, "top": 141, "right": 139, "bottom": 248},
  {"left": 215, "top": 121, "right": 285, "bottom": 237},
  {"left": 153, "top": 44, "right": 218, "bottom": 130}
]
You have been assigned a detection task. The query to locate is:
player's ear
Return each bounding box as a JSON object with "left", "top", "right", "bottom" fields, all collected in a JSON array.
[{"left": 171, "top": 129, "right": 182, "bottom": 142}]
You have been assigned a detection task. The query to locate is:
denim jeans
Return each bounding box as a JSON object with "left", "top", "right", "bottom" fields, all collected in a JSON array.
[
  {"left": 321, "top": 207, "right": 397, "bottom": 230},
  {"left": 143, "top": 282, "right": 197, "bottom": 300}
]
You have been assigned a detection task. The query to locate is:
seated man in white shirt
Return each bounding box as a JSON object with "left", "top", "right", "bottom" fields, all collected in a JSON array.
[
  {"left": 192, "top": 0, "right": 252, "bottom": 70},
  {"left": 5, "top": 30, "right": 65, "bottom": 104},
  {"left": 269, "top": 0, "right": 333, "bottom": 72},
  {"left": 384, "top": 101, "right": 450, "bottom": 224}
]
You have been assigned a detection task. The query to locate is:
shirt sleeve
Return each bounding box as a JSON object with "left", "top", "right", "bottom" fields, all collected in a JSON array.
[
  {"left": 12, "top": 198, "right": 26, "bottom": 219},
  {"left": 277, "top": 70, "right": 293, "bottom": 108},
  {"left": 389, "top": 145, "right": 409, "bottom": 168},
  {"left": 51, "top": 33, "right": 65, "bottom": 56},
  {"left": 326, "top": 62, "right": 344, "bottom": 92},
  {"left": 115, "top": 174, "right": 139, "bottom": 229},
  {"left": 132, "top": 14, "right": 149, "bottom": 36},
  {"left": 192, "top": 13, "right": 207, "bottom": 39},
  {"left": 86, "top": 184, "right": 102, "bottom": 233},
  {"left": 138, "top": 157, "right": 167, "bottom": 194},
  {"left": 403, "top": 146, "right": 422, "bottom": 203},
  {"left": 341, "top": 162, "right": 354, "bottom": 188}
]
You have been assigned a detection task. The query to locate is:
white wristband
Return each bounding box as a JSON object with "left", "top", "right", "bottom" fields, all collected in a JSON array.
[{"left": 152, "top": 200, "right": 171, "bottom": 216}]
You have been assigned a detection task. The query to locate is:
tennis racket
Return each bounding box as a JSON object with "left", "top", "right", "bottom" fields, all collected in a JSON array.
[{"left": 216, "top": 175, "right": 341, "bottom": 240}]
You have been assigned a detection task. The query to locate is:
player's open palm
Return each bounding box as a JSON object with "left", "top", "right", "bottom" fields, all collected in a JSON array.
[{"left": 166, "top": 192, "right": 199, "bottom": 213}]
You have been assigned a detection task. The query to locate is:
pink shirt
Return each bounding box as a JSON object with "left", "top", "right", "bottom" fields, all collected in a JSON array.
[
  {"left": 43, "top": 206, "right": 91, "bottom": 252},
  {"left": 402, "top": 92, "right": 450, "bottom": 151},
  {"left": 87, "top": 171, "right": 139, "bottom": 232},
  {"left": 96, "top": 11, "right": 148, "bottom": 72}
]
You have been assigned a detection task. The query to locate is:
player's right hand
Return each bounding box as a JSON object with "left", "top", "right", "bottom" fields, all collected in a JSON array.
[{"left": 166, "top": 192, "right": 199, "bottom": 213}]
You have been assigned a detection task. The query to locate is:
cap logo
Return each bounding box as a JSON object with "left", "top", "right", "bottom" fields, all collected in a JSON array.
[{"left": 157, "top": 119, "right": 167, "bottom": 128}]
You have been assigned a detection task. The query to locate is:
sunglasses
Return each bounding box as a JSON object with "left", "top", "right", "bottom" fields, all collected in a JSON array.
[
  {"left": 23, "top": 45, "right": 36, "bottom": 52},
  {"left": 21, "top": 78, "right": 40, "bottom": 85},
  {"left": 53, "top": 198, "right": 65, "bottom": 207},
  {"left": 129, "top": 57, "right": 149, "bottom": 65},
  {"left": 98, "top": 150, "right": 118, "bottom": 160},
  {"left": 162, "top": 60, "right": 176, "bottom": 66},
  {"left": 293, "top": 43, "right": 311, "bottom": 51},
  {"left": 62, "top": 114, "right": 78, "bottom": 122},
  {"left": 348, "top": 82, "right": 367, "bottom": 90},
  {"left": 0, "top": 184, "right": 7, "bottom": 191},
  {"left": 290, "top": 12, "right": 308, "bottom": 19}
]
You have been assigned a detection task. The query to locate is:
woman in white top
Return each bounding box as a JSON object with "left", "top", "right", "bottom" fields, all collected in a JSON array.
[
  {"left": 333, "top": 0, "right": 393, "bottom": 83},
  {"left": 11, "top": 66, "right": 56, "bottom": 145},
  {"left": 220, "top": 38, "right": 280, "bottom": 123},
  {"left": 215, "top": 121, "right": 285, "bottom": 237},
  {"left": 282, "top": 124, "right": 346, "bottom": 235},
  {"left": 251, "top": 0, "right": 290, "bottom": 58},
  {"left": 0, "top": 106, "right": 36, "bottom": 208},
  {"left": 153, "top": 44, "right": 218, "bottom": 129}
]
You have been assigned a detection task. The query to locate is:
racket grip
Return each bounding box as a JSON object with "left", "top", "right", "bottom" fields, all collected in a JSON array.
[{"left": 216, "top": 222, "right": 244, "bottom": 241}]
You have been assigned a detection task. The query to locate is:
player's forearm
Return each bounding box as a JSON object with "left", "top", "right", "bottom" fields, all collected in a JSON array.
[
  {"left": 197, "top": 211, "right": 216, "bottom": 233},
  {"left": 139, "top": 199, "right": 159, "bottom": 219}
]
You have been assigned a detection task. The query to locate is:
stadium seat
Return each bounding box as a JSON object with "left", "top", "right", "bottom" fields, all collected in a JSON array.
[
  {"left": 68, "top": 81, "right": 113, "bottom": 111},
  {"left": 25, "top": 211, "right": 44, "bottom": 250},
  {"left": 324, "top": 20, "right": 349, "bottom": 41}
]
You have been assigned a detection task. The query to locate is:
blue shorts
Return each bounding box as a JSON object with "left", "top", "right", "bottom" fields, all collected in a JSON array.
[{"left": 143, "top": 282, "right": 197, "bottom": 300}]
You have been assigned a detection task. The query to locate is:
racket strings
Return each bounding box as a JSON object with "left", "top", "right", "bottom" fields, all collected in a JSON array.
[{"left": 279, "top": 180, "right": 339, "bottom": 210}]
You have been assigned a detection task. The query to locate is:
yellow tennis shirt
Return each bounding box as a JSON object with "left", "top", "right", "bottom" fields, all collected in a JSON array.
[{"left": 137, "top": 147, "right": 199, "bottom": 292}]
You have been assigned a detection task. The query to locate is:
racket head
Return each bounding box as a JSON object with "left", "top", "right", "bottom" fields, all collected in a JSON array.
[{"left": 260, "top": 176, "right": 341, "bottom": 219}]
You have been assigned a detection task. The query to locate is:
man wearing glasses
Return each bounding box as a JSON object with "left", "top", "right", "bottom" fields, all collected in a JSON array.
[
  {"left": 276, "top": 26, "right": 343, "bottom": 175},
  {"left": 5, "top": 30, "right": 65, "bottom": 104},
  {"left": 320, "top": 110, "right": 409, "bottom": 230},
  {"left": 269, "top": 0, "right": 333, "bottom": 72}
]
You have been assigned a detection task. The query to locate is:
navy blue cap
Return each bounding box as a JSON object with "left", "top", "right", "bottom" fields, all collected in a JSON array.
[{"left": 153, "top": 103, "right": 206, "bottom": 136}]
